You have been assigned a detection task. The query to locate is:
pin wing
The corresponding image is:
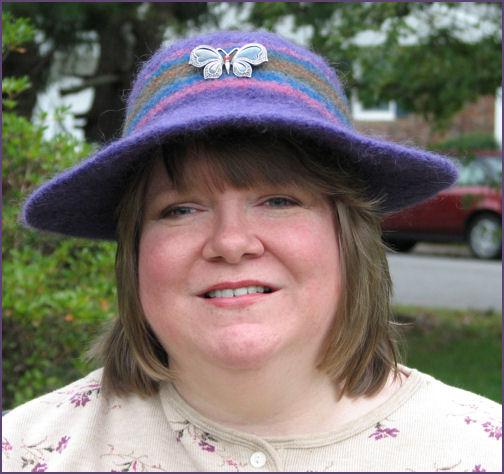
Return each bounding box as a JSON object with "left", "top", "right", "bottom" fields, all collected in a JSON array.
[
  {"left": 231, "top": 43, "right": 268, "bottom": 78},
  {"left": 189, "top": 45, "right": 224, "bottom": 79}
]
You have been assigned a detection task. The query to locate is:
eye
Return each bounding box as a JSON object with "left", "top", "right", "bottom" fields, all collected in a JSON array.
[
  {"left": 160, "top": 206, "right": 197, "bottom": 219},
  {"left": 262, "top": 196, "right": 300, "bottom": 208}
]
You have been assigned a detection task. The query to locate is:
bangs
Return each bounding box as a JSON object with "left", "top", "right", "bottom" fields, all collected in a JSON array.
[{"left": 160, "top": 131, "right": 327, "bottom": 196}]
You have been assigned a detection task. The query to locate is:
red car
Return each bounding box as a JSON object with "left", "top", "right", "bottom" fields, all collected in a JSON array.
[{"left": 382, "top": 156, "right": 502, "bottom": 259}]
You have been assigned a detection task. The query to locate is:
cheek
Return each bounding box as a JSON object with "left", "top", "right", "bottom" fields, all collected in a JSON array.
[
  {"left": 139, "top": 224, "right": 199, "bottom": 277},
  {"left": 139, "top": 236, "right": 168, "bottom": 297},
  {"left": 137, "top": 229, "right": 197, "bottom": 353},
  {"left": 138, "top": 229, "right": 192, "bottom": 309},
  {"left": 282, "top": 218, "right": 340, "bottom": 285},
  {"left": 283, "top": 217, "right": 341, "bottom": 324}
]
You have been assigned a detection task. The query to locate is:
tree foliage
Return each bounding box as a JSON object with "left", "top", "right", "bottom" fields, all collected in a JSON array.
[
  {"left": 2, "top": 12, "right": 116, "bottom": 410},
  {"left": 2, "top": 2, "right": 212, "bottom": 142}
]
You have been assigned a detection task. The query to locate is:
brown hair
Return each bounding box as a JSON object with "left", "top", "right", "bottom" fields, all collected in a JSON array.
[{"left": 90, "top": 129, "right": 399, "bottom": 398}]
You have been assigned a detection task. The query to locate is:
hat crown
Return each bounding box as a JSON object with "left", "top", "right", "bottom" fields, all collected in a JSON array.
[{"left": 123, "top": 30, "right": 353, "bottom": 137}]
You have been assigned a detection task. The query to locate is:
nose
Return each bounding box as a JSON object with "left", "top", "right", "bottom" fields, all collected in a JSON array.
[{"left": 202, "top": 205, "right": 264, "bottom": 264}]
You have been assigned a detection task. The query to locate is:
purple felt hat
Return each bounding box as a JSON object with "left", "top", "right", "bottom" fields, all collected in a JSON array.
[{"left": 23, "top": 30, "right": 457, "bottom": 240}]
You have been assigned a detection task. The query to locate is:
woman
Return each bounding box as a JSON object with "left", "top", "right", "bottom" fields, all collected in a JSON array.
[{"left": 3, "top": 31, "right": 501, "bottom": 472}]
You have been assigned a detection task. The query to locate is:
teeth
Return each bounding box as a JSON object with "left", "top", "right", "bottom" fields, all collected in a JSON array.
[
  {"left": 234, "top": 287, "right": 248, "bottom": 296},
  {"left": 206, "top": 286, "right": 271, "bottom": 298}
]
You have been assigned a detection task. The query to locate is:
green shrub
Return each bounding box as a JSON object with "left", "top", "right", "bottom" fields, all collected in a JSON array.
[
  {"left": 2, "top": 12, "right": 36, "bottom": 57},
  {"left": 430, "top": 132, "right": 499, "bottom": 154},
  {"left": 2, "top": 13, "right": 116, "bottom": 410}
]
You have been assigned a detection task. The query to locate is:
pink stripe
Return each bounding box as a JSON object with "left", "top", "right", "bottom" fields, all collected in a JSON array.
[
  {"left": 170, "top": 48, "right": 191, "bottom": 60},
  {"left": 131, "top": 78, "right": 342, "bottom": 134}
]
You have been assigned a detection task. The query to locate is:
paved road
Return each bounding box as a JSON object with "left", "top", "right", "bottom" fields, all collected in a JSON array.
[{"left": 387, "top": 252, "right": 502, "bottom": 311}]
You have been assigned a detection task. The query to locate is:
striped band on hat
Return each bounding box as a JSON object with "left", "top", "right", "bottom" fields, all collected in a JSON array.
[{"left": 123, "top": 33, "right": 353, "bottom": 137}]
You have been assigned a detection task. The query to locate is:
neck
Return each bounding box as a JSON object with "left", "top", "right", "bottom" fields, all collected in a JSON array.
[{"left": 170, "top": 358, "right": 403, "bottom": 437}]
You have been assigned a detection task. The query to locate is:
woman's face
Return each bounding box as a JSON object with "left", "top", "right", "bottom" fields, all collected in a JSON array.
[{"left": 138, "top": 157, "right": 341, "bottom": 373}]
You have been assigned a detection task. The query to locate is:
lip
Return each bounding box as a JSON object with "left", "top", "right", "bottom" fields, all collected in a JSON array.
[
  {"left": 203, "top": 292, "right": 274, "bottom": 308},
  {"left": 198, "top": 280, "right": 279, "bottom": 297}
]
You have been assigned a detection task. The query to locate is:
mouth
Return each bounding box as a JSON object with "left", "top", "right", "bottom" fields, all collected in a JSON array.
[
  {"left": 199, "top": 281, "right": 278, "bottom": 299},
  {"left": 204, "top": 286, "right": 274, "bottom": 299}
]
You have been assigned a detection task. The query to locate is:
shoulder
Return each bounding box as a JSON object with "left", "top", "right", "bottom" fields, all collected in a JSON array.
[
  {"left": 412, "top": 369, "right": 501, "bottom": 420},
  {"left": 2, "top": 369, "right": 104, "bottom": 471},
  {"left": 3, "top": 368, "right": 104, "bottom": 427},
  {"left": 386, "top": 368, "right": 501, "bottom": 472},
  {"left": 1, "top": 369, "right": 176, "bottom": 472}
]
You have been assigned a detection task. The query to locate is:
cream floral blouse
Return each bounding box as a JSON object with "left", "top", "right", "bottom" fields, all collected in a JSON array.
[{"left": 2, "top": 367, "right": 501, "bottom": 472}]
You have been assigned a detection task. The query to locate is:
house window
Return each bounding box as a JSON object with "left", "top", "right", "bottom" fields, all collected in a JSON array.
[{"left": 351, "top": 91, "right": 397, "bottom": 121}]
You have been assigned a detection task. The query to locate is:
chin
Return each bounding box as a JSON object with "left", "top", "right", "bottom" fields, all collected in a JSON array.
[{"left": 206, "top": 326, "right": 284, "bottom": 370}]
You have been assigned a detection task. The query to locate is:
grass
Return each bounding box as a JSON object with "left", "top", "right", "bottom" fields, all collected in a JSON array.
[{"left": 393, "top": 305, "right": 502, "bottom": 403}]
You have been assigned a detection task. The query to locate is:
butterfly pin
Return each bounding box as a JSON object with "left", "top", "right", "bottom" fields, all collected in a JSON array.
[{"left": 189, "top": 43, "right": 268, "bottom": 79}]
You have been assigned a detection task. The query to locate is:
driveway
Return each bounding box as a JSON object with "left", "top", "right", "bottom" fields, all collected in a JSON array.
[{"left": 387, "top": 248, "right": 502, "bottom": 311}]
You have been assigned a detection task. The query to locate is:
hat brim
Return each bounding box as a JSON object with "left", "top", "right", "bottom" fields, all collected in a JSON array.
[{"left": 23, "top": 97, "right": 457, "bottom": 240}]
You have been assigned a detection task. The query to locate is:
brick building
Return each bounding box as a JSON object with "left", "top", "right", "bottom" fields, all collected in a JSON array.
[{"left": 352, "top": 92, "right": 502, "bottom": 151}]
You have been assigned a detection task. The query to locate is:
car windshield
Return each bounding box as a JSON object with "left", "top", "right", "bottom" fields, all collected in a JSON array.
[
  {"left": 457, "top": 157, "right": 502, "bottom": 186},
  {"left": 483, "top": 157, "right": 502, "bottom": 178}
]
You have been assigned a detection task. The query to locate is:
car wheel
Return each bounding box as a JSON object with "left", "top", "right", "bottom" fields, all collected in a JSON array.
[
  {"left": 384, "top": 238, "right": 417, "bottom": 252},
  {"left": 467, "top": 214, "right": 502, "bottom": 259}
]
